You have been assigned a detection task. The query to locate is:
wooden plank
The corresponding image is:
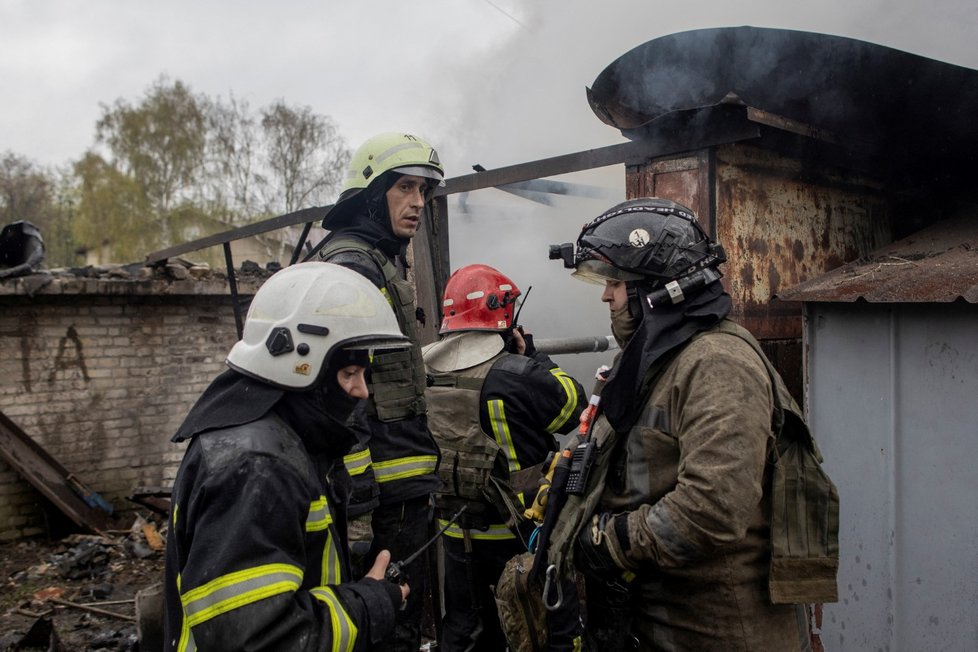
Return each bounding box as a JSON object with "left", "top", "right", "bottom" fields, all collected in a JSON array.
[{"left": 0, "top": 410, "right": 112, "bottom": 534}]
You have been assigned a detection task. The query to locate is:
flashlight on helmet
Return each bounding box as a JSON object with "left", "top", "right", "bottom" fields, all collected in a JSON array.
[{"left": 548, "top": 243, "right": 576, "bottom": 269}]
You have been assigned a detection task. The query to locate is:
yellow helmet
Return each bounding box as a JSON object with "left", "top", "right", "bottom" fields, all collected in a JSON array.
[{"left": 323, "top": 132, "right": 444, "bottom": 230}]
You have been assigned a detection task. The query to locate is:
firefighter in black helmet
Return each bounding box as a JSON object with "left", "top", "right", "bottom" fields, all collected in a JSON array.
[{"left": 542, "top": 197, "right": 825, "bottom": 650}]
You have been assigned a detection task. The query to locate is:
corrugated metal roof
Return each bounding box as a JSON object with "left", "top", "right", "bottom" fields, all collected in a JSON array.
[{"left": 775, "top": 215, "right": 978, "bottom": 303}]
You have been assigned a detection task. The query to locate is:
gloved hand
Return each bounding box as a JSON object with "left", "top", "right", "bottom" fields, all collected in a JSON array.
[{"left": 574, "top": 511, "right": 635, "bottom": 578}]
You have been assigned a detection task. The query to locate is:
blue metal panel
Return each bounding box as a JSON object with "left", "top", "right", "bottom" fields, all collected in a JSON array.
[{"left": 805, "top": 302, "right": 978, "bottom": 651}]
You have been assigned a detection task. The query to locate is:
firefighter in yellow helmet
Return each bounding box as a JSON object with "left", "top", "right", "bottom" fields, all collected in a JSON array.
[{"left": 316, "top": 133, "right": 444, "bottom": 651}]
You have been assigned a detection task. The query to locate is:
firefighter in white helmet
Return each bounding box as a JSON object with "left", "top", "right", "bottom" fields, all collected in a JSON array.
[
  {"left": 423, "top": 264, "right": 586, "bottom": 651},
  {"left": 164, "top": 262, "right": 410, "bottom": 652},
  {"left": 315, "top": 132, "right": 445, "bottom": 652}
]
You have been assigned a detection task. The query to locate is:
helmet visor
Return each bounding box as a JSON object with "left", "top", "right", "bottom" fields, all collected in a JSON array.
[
  {"left": 572, "top": 259, "right": 644, "bottom": 285},
  {"left": 337, "top": 332, "right": 410, "bottom": 354},
  {"left": 394, "top": 165, "right": 446, "bottom": 187}
]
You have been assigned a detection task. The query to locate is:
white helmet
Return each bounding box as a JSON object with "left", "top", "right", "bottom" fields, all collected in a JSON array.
[{"left": 226, "top": 262, "right": 408, "bottom": 389}]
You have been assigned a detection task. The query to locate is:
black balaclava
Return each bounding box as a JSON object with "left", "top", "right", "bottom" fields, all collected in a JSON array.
[
  {"left": 172, "top": 350, "right": 370, "bottom": 460},
  {"left": 600, "top": 279, "right": 732, "bottom": 433},
  {"left": 273, "top": 349, "right": 369, "bottom": 457},
  {"left": 331, "top": 172, "right": 407, "bottom": 259}
]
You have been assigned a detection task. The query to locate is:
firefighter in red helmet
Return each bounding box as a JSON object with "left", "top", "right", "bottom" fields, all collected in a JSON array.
[{"left": 423, "top": 263, "right": 586, "bottom": 651}]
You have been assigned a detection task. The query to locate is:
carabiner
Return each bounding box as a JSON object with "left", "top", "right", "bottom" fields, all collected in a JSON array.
[{"left": 542, "top": 564, "right": 564, "bottom": 611}]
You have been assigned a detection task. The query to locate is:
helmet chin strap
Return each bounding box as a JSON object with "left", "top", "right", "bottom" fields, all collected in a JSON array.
[{"left": 625, "top": 282, "right": 645, "bottom": 322}]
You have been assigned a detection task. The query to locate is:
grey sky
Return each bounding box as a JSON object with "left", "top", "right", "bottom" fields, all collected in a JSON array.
[
  {"left": 3, "top": 0, "right": 977, "bottom": 172},
  {"left": 3, "top": 0, "right": 976, "bottom": 381}
]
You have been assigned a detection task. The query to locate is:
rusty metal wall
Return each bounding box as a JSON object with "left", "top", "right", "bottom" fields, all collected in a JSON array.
[{"left": 626, "top": 142, "right": 893, "bottom": 400}]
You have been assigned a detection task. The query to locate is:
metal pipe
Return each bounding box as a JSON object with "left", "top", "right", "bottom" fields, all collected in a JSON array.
[{"left": 534, "top": 335, "right": 618, "bottom": 355}]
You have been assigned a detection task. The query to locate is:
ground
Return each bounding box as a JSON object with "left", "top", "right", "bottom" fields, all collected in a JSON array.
[{"left": 0, "top": 520, "right": 166, "bottom": 652}]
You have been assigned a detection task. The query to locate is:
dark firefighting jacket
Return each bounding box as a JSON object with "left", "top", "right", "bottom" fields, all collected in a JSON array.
[
  {"left": 164, "top": 414, "right": 398, "bottom": 652},
  {"left": 424, "top": 331, "right": 585, "bottom": 541},
  {"left": 320, "top": 236, "right": 441, "bottom": 505}
]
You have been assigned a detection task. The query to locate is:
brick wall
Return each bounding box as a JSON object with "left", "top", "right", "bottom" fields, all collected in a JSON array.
[{"left": 0, "top": 273, "right": 262, "bottom": 540}]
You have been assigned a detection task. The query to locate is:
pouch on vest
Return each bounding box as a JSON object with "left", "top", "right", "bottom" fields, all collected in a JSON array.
[
  {"left": 714, "top": 320, "right": 840, "bottom": 604},
  {"left": 426, "top": 356, "right": 542, "bottom": 533},
  {"left": 494, "top": 551, "right": 548, "bottom": 652},
  {"left": 320, "top": 237, "right": 427, "bottom": 421}
]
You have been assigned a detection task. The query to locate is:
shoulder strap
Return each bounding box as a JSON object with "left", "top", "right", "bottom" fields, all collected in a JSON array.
[
  {"left": 711, "top": 320, "right": 821, "bottom": 460},
  {"left": 320, "top": 236, "right": 396, "bottom": 284},
  {"left": 490, "top": 353, "right": 534, "bottom": 376}
]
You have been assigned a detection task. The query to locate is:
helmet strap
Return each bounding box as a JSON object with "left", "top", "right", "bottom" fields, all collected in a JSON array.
[{"left": 625, "top": 282, "right": 645, "bottom": 322}]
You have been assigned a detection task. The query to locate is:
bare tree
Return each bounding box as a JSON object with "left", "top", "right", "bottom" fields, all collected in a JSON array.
[
  {"left": 205, "top": 94, "right": 264, "bottom": 223},
  {"left": 260, "top": 101, "right": 349, "bottom": 214}
]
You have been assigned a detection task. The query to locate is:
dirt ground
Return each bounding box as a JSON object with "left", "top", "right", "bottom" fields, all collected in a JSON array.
[{"left": 0, "top": 515, "right": 166, "bottom": 652}]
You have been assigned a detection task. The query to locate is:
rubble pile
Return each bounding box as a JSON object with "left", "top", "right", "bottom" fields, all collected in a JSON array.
[{"left": 0, "top": 514, "right": 167, "bottom": 652}]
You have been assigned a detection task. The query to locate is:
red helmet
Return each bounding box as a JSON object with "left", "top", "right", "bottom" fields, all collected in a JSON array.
[{"left": 440, "top": 264, "right": 521, "bottom": 333}]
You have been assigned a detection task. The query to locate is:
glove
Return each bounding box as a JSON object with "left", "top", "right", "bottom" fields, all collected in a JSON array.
[{"left": 574, "top": 511, "right": 635, "bottom": 578}]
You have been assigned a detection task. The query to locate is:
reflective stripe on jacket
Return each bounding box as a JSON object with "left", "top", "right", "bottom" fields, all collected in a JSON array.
[
  {"left": 320, "top": 236, "right": 442, "bottom": 503},
  {"left": 164, "top": 415, "right": 395, "bottom": 651},
  {"left": 424, "top": 331, "right": 586, "bottom": 538}
]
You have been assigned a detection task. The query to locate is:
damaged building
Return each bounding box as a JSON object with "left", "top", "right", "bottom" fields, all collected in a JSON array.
[{"left": 1, "top": 24, "right": 977, "bottom": 651}]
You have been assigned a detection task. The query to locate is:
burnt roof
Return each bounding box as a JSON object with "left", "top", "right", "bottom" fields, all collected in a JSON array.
[
  {"left": 586, "top": 26, "right": 978, "bottom": 179},
  {"left": 775, "top": 214, "right": 978, "bottom": 303}
]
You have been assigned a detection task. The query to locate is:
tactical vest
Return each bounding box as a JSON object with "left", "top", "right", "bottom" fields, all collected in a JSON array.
[
  {"left": 319, "top": 237, "right": 427, "bottom": 421},
  {"left": 426, "top": 353, "right": 543, "bottom": 531},
  {"left": 544, "top": 320, "right": 839, "bottom": 605}
]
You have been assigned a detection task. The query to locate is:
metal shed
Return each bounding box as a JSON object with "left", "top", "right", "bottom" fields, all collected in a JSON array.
[
  {"left": 776, "top": 216, "right": 978, "bottom": 650},
  {"left": 585, "top": 25, "right": 978, "bottom": 401}
]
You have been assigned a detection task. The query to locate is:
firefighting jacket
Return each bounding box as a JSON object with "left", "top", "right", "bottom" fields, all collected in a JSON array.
[
  {"left": 424, "top": 331, "right": 585, "bottom": 541},
  {"left": 164, "top": 414, "right": 399, "bottom": 652},
  {"left": 319, "top": 236, "right": 441, "bottom": 505},
  {"left": 547, "top": 320, "right": 812, "bottom": 650}
]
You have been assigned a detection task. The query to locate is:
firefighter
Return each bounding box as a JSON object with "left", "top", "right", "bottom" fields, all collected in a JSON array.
[
  {"left": 423, "top": 264, "right": 586, "bottom": 651},
  {"left": 543, "top": 197, "right": 820, "bottom": 650},
  {"left": 315, "top": 132, "right": 444, "bottom": 651},
  {"left": 164, "top": 262, "right": 410, "bottom": 651}
]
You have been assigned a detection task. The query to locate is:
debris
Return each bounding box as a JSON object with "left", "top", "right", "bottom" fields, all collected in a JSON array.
[
  {"left": 33, "top": 585, "right": 66, "bottom": 601},
  {"left": 164, "top": 262, "right": 190, "bottom": 280},
  {"left": 49, "top": 596, "right": 136, "bottom": 622},
  {"left": 2, "top": 614, "right": 67, "bottom": 652},
  {"left": 141, "top": 522, "right": 165, "bottom": 552},
  {"left": 50, "top": 539, "right": 111, "bottom": 579},
  {"left": 1, "top": 535, "right": 164, "bottom": 650},
  {"left": 124, "top": 538, "right": 156, "bottom": 559},
  {"left": 15, "top": 606, "right": 54, "bottom": 619}
]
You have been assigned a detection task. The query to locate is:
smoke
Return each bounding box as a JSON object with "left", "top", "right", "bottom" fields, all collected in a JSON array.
[{"left": 420, "top": 0, "right": 978, "bottom": 385}]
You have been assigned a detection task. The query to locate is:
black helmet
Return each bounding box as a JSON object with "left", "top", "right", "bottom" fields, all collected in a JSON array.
[{"left": 571, "top": 197, "right": 725, "bottom": 288}]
